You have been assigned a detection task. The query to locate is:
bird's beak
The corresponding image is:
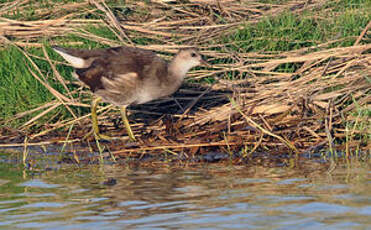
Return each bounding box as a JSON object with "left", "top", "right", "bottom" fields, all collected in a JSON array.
[{"left": 201, "top": 58, "right": 211, "bottom": 67}]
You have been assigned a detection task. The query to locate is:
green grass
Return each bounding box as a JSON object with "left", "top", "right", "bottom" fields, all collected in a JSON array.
[
  {"left": 219, "top": 1, "right": 370, "bottom": 74},
  {"left": 0, "top": 46, "right": 80, "bottom": 128},
  {"left": 228, "top": 6, "right": 370, "bottom": 54},
  {"left": 0, "top": 0, "right": 87, "bottom": 20},
  {"left": 0, "top": 47, "right": 51, "bottom": 124}
]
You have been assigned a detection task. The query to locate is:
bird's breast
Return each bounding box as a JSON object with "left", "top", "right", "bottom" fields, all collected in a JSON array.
[
  {"left": 134, "top": 79, "right": 181, "bottom": 105},
  {"left": 134, "top": 90, "right": 157, "bottom": 104}
]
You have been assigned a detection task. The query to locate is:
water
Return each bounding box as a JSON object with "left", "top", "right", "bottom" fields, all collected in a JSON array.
[{"left": 0, "top": 152, "right": 370, "bottom": 229}]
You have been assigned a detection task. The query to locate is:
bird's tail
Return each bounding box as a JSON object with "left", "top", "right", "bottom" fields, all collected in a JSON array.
[{"left": 52, "top": 46, "right": 89, "bottom": 69}]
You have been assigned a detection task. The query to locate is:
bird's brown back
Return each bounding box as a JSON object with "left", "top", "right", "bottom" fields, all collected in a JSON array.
[{"left": 70, "top": 46, "right": 168, "bottom": 92}]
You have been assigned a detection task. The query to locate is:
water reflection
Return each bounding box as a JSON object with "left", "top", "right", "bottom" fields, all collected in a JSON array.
[{"left": 0, "top": 158, "right": 369, "bottom": 229}]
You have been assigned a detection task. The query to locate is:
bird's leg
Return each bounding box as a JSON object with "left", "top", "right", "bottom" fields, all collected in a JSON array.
[
  {"left": 90, "top": 97, "right": 111, "bottom": 140},
  {"left": 91, "top": 97, "right": 101, "bottom": 137},
  {"left": 119, "top": 105, "right": 136, "bottom": 141},
  {"left": 86, "top": 98, "right": 134, "bottom": 141}
]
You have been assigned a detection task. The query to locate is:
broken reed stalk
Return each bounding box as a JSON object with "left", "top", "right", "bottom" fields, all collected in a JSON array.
[
  {"left": 41, "top": 45, "right": 74, "bottom": 100},
  {"left": 30, "top": 104, "right": 113, "bottom": 139},
  {"left": 231, "top": 98, "right": 299, "bottom": 153},
  {"left": 90, "top": 0, "right": 132, "bottom": 44}
]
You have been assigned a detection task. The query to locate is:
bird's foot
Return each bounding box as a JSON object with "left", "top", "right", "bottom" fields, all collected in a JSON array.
[
  {"left": 127, "top": 132, "right": 136, "bottom": 142},
  {"left": 82, "top": 130, "right": 115, "bottom": 141},
  {"left": 82, "top": 129, "right": 136, "bottom": 142}
]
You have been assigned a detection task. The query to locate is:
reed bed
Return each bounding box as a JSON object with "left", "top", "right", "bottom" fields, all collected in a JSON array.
[{"left": 0, "top": 0, "right": 369, "bottom": 161}]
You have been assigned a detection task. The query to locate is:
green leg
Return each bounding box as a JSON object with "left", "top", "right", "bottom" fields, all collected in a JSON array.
[
  {"left": 90, "top": 97, "right": 111, "bottom": 140},
  {"left": 120, "top": 106, "right": 136, "bottom": 141},
  {"left": 91, "top": 97, "right": 101, "bottom": 137}
]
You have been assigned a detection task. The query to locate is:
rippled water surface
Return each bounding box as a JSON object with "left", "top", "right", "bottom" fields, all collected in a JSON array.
[{"left": 0, "top": 152, "right": 370, "bottom": 229}]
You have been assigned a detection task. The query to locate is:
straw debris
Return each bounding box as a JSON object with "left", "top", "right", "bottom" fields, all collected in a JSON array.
[{"left": 0, "top": 0, "right": 369, "bottom": 161}]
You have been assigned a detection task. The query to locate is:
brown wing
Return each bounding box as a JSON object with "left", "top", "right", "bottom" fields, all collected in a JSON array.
[
  {"left": 94, "top": 72, "right": 139, "bottom": 106},
  {"left": 74, "top": 46, "right": 161, "bottom": 92}
]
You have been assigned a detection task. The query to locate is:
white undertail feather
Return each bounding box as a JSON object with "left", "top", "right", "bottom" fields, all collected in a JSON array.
[{"left": 53, "top": 48, "right": 87, "bottom": 69}]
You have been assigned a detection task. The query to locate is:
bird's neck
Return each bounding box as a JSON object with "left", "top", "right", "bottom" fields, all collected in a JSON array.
[{"left": 168, "top": 56, "right": 193, "bottom": 81}]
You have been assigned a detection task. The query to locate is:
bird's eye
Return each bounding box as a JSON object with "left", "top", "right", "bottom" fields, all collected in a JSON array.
[{"left": 191, "top": 52, "right": 197, "bottom": 57}]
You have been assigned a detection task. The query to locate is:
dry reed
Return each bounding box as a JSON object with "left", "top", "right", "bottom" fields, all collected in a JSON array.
[{"left": 0, "top": 0, "right": 369, "bottom": 160}]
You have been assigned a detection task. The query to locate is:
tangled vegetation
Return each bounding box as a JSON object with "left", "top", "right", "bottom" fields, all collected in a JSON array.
[{"left": 0, "top": 0, "right": 370, "bottom": 162}]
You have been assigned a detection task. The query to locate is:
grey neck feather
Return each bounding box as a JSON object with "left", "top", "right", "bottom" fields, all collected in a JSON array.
[{"left": 168, "top": 56, "right": 193, "bottom": 81}]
